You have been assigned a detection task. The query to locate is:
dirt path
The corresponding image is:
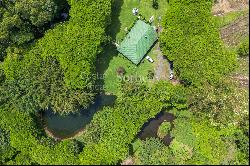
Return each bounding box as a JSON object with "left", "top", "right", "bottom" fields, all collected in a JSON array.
[
  {"left": 232, "top": 75, "right": 249, "bottom": 87},
  {"left": 153, "top": 26, "right": 169, "bottom": 81},
  {"left": 121, "top": 157, "right": 134, "bottom": 165},
  {"left": 154, "top": 45, "right": 169, "bottom": 81},
  {"left": 231, "top": 57, "right": 249, "bottom": 88},
  {"left": 153, "top": 45, "right": 182, "bottom": 85},
  {"left": 220, "top": 15, "right": 249, "bottom": 46},
  {"left": 212, "top": 0, "right": 249, "bottom": 15}
]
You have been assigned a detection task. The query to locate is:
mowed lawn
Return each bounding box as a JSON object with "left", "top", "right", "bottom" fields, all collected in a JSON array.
[{"left": 97, "top": 0, "right": 169, "bottom": 94}]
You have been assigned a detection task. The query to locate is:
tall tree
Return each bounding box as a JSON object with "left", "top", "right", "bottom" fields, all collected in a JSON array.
[{"left": 0, "top": 0, "right": 59, "bottom": 60}]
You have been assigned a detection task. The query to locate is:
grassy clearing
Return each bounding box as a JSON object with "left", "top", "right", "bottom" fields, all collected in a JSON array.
[
  {"left": 97, "top": 0, "right": 169, "bottom": 94},
  {"left": 229, "top": 56, "right": 249, "bottom": 115},
  {"left": 214, "top": 9, "right": 249, "bottom": 28},
  {"left": 110, "top": 0, "right": 169, "bottom": 41},
  {"left": 97, "top": 44, "right": 159, "bottom": 94},
  {"left": 235, "top": 57, "right": 249, "bottom": 77}
]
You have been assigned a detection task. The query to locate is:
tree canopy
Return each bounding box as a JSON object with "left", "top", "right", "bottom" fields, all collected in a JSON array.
[
  {"left": 160, "top": 0, "right": 237, "bottom": 87},
  {"left": 0, "top": 0, "right": 63, "bottom": 60},
  {"left": 1, "top": 0, "right": 112, "bottom": 114}
]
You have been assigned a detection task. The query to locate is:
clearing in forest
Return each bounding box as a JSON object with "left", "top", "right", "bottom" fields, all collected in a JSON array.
[{"left": 96, "top": 0, "right": 170, "bottom": 94}]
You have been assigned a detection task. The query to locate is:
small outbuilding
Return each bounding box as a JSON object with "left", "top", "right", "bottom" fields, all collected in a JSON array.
[{"left": 117, "top": 20, "right": 158, "bottom": 65}]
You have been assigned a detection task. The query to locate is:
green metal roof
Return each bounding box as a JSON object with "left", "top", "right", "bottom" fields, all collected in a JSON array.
[{"left": 117, "top": 20, "right": 158, "bottom": 65}]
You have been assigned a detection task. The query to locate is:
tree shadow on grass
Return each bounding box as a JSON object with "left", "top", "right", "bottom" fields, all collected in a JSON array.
[
  {"left": 106, "top": 0, "right": 124, "bottom": 40},
  {"left": 96, "top": 0, "right": 124, "bottom": 94}
]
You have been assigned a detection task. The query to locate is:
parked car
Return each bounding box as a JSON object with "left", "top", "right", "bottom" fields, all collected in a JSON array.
[
  {"left": 146, "top": 56, "right": 154, "bottom": 63},
  {"left": 169, "top": 72, "right": 174, "bottom": 80}
]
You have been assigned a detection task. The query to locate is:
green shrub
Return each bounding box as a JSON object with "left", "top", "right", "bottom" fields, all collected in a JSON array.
[
  {"left": 0, "top": 128, "right": 17, "bottom": 165},
  {"left": 170, "top": 139, "right": 193, "bottom": 164},
  {"left": 132, "top": 138, "right": 172, "bottom": 165},
  {"left": 237, "top": 38, "right": 249, "bottom": 57},
  {"left": 6, "top": 153, "right": 37, "bottom": 165},
  {"left": 157, "top": 121, "right": 171, "bottom": 139},
  {"left": 152, "top": 0, "right": 159, "bottom": 9},
  {"left": 147, "top": 70, "right": 154, "bottom": 79}
]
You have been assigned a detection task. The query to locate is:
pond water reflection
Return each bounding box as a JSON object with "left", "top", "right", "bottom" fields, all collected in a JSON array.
[{"left": 41, "top": 94, "right": 116, "bottom": 139}]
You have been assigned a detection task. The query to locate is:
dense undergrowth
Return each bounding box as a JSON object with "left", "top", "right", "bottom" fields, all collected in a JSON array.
[
  {"left": 1, "top": 0, "right": 112, "bottom": 114},
  {"left": 0, "top": 0, "right": 248, "bottom": 165}
]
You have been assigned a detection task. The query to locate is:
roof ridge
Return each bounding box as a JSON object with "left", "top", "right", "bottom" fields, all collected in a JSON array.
[{"left": 117, "top": 20, "right": 158, "bottom": 64}]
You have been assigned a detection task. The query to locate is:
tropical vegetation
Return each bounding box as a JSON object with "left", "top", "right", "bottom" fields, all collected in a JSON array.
[{"left": 0, "top": 0, "right": 248, "bottom": 165}]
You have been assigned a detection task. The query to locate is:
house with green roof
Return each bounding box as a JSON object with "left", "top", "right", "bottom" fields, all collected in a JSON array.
[{"left": 117, "top": 20, "right": 158, "bottom": 65}]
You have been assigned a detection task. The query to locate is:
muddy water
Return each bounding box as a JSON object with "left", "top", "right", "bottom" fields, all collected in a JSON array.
[{"left": 137, "top": 111, "right": 175, "bottom": 145}]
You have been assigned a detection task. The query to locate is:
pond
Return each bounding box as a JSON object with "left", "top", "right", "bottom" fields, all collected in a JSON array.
[
  {"left": 41, "top": 94, "right": 116, "bottom": 139},
  {"left": 137, "top": 111, "right": 175, "bottom": 145}
]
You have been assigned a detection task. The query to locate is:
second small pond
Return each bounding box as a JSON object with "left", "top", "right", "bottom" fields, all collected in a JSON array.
[{"left": 137, "top": 111, "right": 175, "bottom": 145}]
